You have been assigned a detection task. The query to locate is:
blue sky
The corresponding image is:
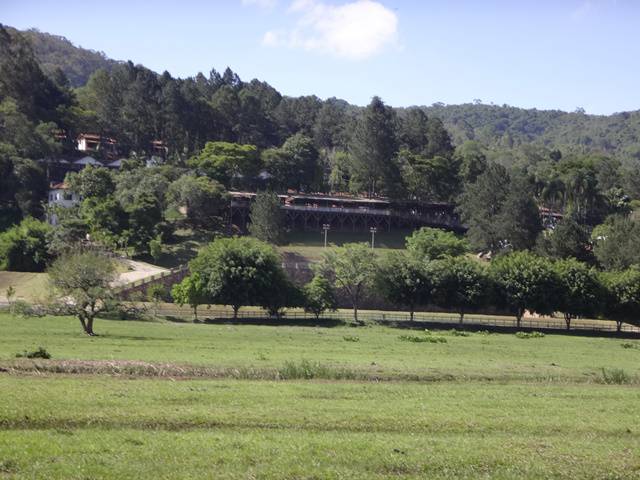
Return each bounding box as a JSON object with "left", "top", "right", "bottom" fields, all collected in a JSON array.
[{"left": 3, "top": 0, "right": 639, "bottom": 114}]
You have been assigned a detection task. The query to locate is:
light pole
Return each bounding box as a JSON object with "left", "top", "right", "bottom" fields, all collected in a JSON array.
[
  {"left": 370, "top": 226, "right": 377, "bottom": 249},
  {"left": 322, "top": 224, "right": 330, "bottom": 248}
]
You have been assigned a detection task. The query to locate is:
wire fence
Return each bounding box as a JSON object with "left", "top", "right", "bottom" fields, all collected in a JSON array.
[
  {"left": 150, "top": 304, "right": 639, "bottom": 334},
  {"left": 1, "top": 299, "right": 637, "bottom": 334}
]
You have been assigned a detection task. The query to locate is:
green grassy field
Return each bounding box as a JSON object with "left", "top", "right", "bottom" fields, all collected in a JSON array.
[
  {"left": 148, "top": 228, "right": 413, "bottom": 266},
  {"left": 280, "top": 229, "right": 411, "bottom": 260},
  {"left": 1, "top": 313, "right": 639, "bottom": 479}
]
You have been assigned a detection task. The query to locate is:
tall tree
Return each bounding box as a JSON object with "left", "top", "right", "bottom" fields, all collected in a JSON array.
[
  {"left": 496, "top": 175, "right": 543, "bottom": 251},
  {"left": 168, "top": 174, "right": 228, "bottom": 229},
  {"left": 592, "top": 215, "right": 640, "bottom": 270},
  {"left": 280, "top": 133, "right": 320, "bottom": 191},
  {"left": 188, "top": 141, "right": 260, "bottom": 189},
  {"left": 458, "top": 163, "right": 510, "bottom": 252},
  {"left": 0, "top": 217, "right": 52, "bottom": 272},
  {"left": 349, "top": 96, "right": 400, "bottom": 197},
  {"left": 536, "top": 215, "right": 592, "bottom": 263},
  {"left": 248, "top": 191, "right": 285, "bottom": 245}
]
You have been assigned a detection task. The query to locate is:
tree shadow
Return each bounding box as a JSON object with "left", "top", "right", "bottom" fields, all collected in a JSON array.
[
  {"left": 201, "top": 316, "right": 345, "bottom": 328},
  {"left": 384, "top": 320, "right": 640, "bottom": 339}
]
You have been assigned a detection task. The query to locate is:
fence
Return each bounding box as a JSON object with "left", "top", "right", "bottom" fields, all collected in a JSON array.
[{"left": 149, "top": 303, "right": 640, "bottom": 334}]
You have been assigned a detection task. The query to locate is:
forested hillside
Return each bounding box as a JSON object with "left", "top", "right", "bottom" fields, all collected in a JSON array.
[
  {"left": 1, "top": 24, "right": 639, "bottom": 273},
  {"left": 10, "top": 27, "right": 640, "bottom": 163},
  {"left": 13, "top": 27, "right": 118, "bottom": 87},
  {"left": 423, "top": 103, "right": 640, "bottom": 164}
]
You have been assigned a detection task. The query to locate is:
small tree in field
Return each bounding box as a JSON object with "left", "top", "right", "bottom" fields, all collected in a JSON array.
[
  {"left": 48, "top": 252, "right": 117, "bottom": 335},
  {"left": 318, "top": 242, "right": 377, "bottom": 324},
  {"left": 6, "top": 285, "right": 16, "bottom": 314},
  {"left": 375, "top": 251, "right": 431, "bottom": 321},
  {"left": 171, "top": 274, "right": 208, "bottom": 321},
  {"left": 489, "top": 251, "right": 559, "bottom": 327},
  {"left": 303, "top": 275, "right": 338, "bottom": 319},
  {"left": 431, "top": 256, "right": 489, "bottom": 324},
  {"left": 603, "top": 267, "right": 640, "bottom": 332},
  {"left": 189, "top": 237, "right": 289, "bottom": 318},
  {"left": 146, "top": 283, "right": 166, "bottom": 318},
  {"left": 553, "top": 258, "right": 602, "bottom": 330}
]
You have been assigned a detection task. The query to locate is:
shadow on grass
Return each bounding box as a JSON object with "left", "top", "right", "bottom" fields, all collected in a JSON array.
[
  {"left": 165, "top": 315, "right": 192, "bottom": 324},
  {"left": 384, "top": 320, "right": 640, "bottom": 339},
  {"left": 202, "top": 317, "right": 345, "bottom": 328}
]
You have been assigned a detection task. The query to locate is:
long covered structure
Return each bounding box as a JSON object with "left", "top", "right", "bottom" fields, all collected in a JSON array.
[{"left": 229, "top": 191, "right": 464, "bottom": 233}]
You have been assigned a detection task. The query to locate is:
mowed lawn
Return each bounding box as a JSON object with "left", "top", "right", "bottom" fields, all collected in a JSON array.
[{"left": 1, "top": 313, "right": 640, "bottom": 479}]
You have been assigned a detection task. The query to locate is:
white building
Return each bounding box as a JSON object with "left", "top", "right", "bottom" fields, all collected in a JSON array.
[{"left": 47, "top": 182, "right": 80, "bottom": 225}]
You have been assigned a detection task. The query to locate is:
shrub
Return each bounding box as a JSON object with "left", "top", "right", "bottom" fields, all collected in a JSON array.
[
  {"left": 343, "top": 335, "right": 360, "bottom": 342},
  {"left": 15, "top": 347, "right": 51, "bottom": 359},
  {"left": 598, "top": 368, "right": 632, "bottom": 385},
  {"left": 11, "top": 301, "right": 46, "bottom": 318},
  {"left": 399, "top": 335, "right": 447, "bottom": 343},
  {"left": 448, "top": 329, "right": 471, "bottom": 337},
  {"left": 515, "top": 331, "right": 545, "bottom": 339},
  {"left": 277, "top": 360, "right": 358, "bottom": 380},
  {"left": 621, "top": 342, "right": 639, "bottom": 350}
]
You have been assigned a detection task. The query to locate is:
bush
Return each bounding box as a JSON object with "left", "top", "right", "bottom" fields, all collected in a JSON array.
[
  {"left": 399, "top": 335, "right": 447, "bottom": 343},
  {"left": 16, "top": 347, "right": 51, "bottom": 359},
  {"left": 277, "top": 360, "right": 358, "bottom": 380},
  {"left": 515, "top": 331, "right": 545, "bottom": 339},
  {"left": 11, "top": 301, "right": 46, "bottom": 318},
  {"left": 448, "top": 329, "right": 471, "bottom": 337},
  {"left": 621, "top": 342, "right": 639, "bottom": 350},
  {"left": 343, "top": 335, "right": 360, "bottom": 342},
  {"left": 598, "top": 368, "right": 632, "bottom": 385}
]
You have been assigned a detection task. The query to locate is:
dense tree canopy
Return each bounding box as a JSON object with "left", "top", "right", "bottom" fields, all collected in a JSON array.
[{"left": 189, "top": 237, "right": 291, "bottom": 318}]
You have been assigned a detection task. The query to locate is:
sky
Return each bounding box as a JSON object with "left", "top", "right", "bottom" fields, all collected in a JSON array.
[{"left": 3, "top": 0, "right": 639, "bottom": 114}]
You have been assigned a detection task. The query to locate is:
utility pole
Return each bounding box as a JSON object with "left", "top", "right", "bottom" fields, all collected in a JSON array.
[
  {"left": 370, "top": 226, "right": 377, "bottom": 249},
  {"left": 322, "top": 224, "right": 330, "bottom": 248}
]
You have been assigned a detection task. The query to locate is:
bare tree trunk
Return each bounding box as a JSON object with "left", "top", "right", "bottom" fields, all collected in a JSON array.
[
  {"left": 409, "top": 309, "right": 414, "bottom": 322},
  {"left": 85, "top": 316, "right": 95, "bottom": 336},
  {"left": 516, "top": 308, "right": 524, "bottom": 328},
  {"left": 616, "top": 320, "right": 623, "bottom": 333},
  {"left": 564, "top": 313, "right": 571, "bottom": 331},
  {"left": 233, "top": 306, "right": 239, "bottom": 320},
  {"left": 353, "top": 304, "right": 358, "bottom": 324},
  {"left": 193, "top": 305, "right": 198, "bottom": 321},
  {"left": 459, "top": 310, "right": 464, "bottom": 324},
  {"left": 78, "top": 316, "right": 88, "bottom": 334}
]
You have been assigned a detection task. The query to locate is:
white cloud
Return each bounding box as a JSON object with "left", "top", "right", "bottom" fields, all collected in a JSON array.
[
  {"left": 262, "top": 0, "right": 398, "bottom": 60},
  {"left": 242, "top": 0, "right": 278, "bottom": 9}
]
